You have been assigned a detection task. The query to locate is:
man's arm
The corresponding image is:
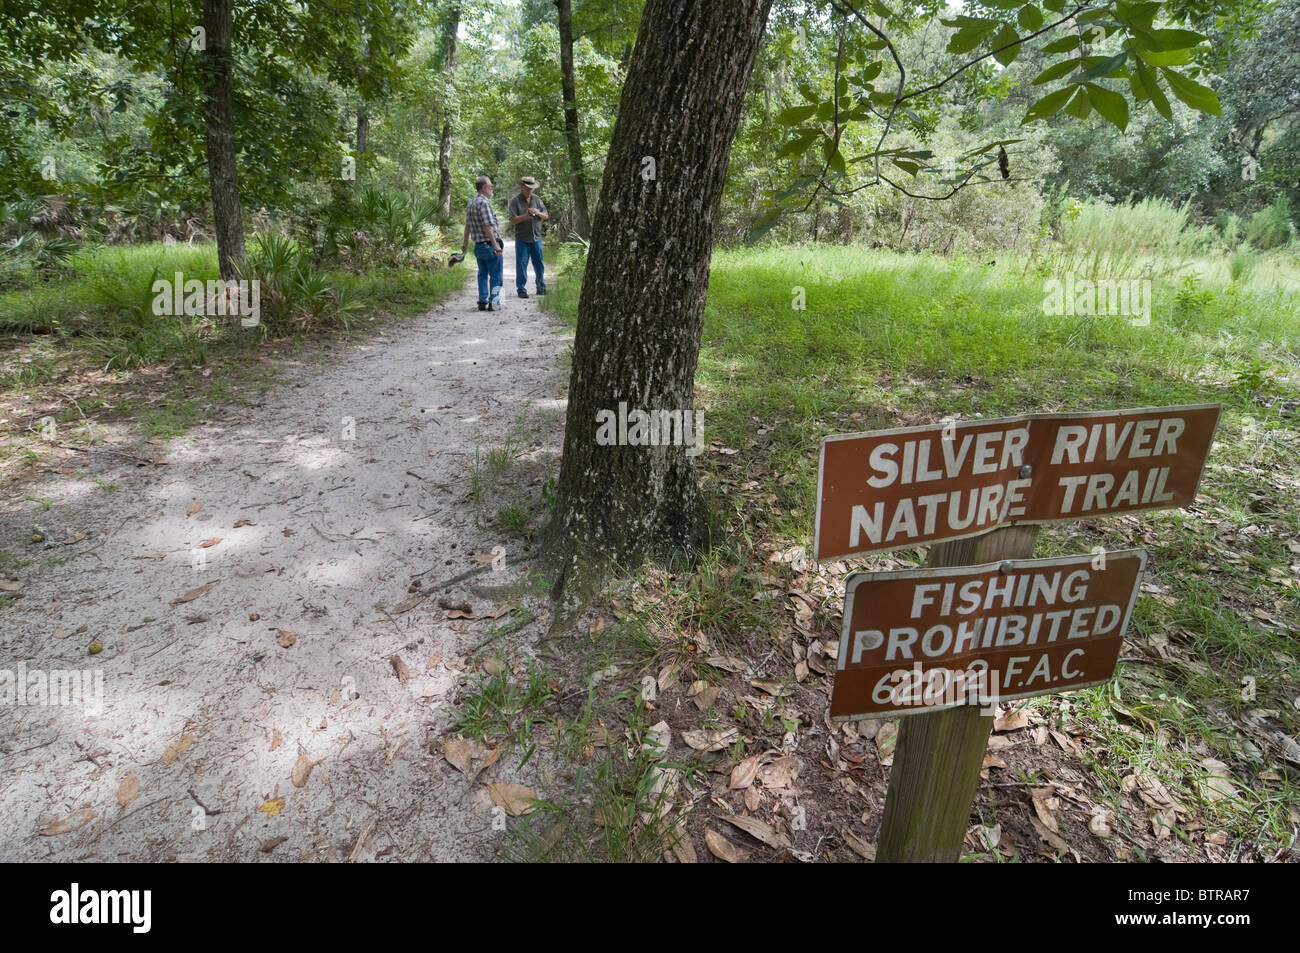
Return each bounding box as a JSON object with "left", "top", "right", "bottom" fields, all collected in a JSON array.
[
  {"left": 507, "top": 196, "right": 532, "bottom": 225},
  {"left": 535, "top": 197, "right": 548, "bottom": 221}
]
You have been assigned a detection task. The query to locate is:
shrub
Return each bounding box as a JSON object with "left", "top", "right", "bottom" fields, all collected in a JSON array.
[
  {"left": 1244, "top": 195, "right": 1295, "bottom": 250},
  {"left": 1228, "top": 244, "right": 1257, "bottom": 283},
  {"left": 242, "top": 234, "right": 363, "bottom": 335}
]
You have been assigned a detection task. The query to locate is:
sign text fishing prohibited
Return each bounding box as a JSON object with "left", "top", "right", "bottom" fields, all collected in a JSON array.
[{"left": 831, "top": 550, "right": 1147, "bottom": 720}]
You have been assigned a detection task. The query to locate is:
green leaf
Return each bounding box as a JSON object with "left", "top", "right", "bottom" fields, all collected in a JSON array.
[
  {"left": 1116, "top": 1, "right": 1160, "bottom": 29},
  {"left": 1161, "top": 68, "right": 1221, "bottom": 115},
  {"left": 1135, "top": 60, "right": 1172, "bottom": 120},
  {"left": 824, "top": 138, "right": 846, "bottom": 174},
  {"left": 1076, "top": 52, "right": 1128, "bottom": 82},
  {"left": 1063, "top": 86, "right": 1092, "bottom": 118},
  {"left": 776, "top": 129, "right": 818, "bottom": 157},
  {"left": 1020, "top": 86, "right": 1074, "bottom": 124},
  {"left": 993, "top": 24, "right": 1021, "bottom": 66},
  {"left": 861, "top": 61, "right": 884, "bottom": 83},
  {"left": 1144, "top": 28, "right": 1207, "bottom": 51},
  {"left": 891, "top": 157, "right": 921, "bottom": 176},
  {"left": 948, "top": 27, "right": 997, "bottom": 55},
  {"left": 1032, "top": 58, "right": 1081, "bottom": 84},
  {"left": 776, "top": 104, "right": 816, "bottom": 125},
  {"left": 1018, "top": 5, "right": 1044, "bottom": 31},
  {"left": 1084, "top": 83, "right": 1129, "bottom": 130},
  {"left": 1040, "top": 35, "right": 1082, "bottom": 54},
  {"left": 1134, "top": 47, "right": 1194, "bottom": 67}
]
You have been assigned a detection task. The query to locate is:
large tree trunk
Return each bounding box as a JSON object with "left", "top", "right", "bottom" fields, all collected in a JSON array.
[
  {"left": 555, "top": 0, "right": 592, "bottom": 238},
  {"left": 545, "top": 0, "right": 773, "bottom": 603},
  {"left": 201, "top": 0, "right": 245, "bottom": 280},
  {"left": 437, "top": 5, "right": 460, "bottom": 222}
]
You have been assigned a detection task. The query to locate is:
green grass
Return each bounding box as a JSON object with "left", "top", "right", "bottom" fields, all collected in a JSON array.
[{"left": 543, "top": 239, "right": 1300, "bottom": 859}]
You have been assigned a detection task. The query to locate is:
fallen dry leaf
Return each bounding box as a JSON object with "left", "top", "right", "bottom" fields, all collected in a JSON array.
[
  {"left": 198, "top": 537, "right": 222, "bottom": 548},
  {"left": 259, "top": 797, "right": 286, "bottom": 819},
  {"left": 839, "top": 827, "right": 876, "bottom": 860},
  {"left": 730, "top": 756, "right": 762, "bottom": 790},
  {"left": 669, "top": 830, "right": 698, "bottom": 864},
  {"left": 687, "top": 679, "right": 720, "bottom": 712},
  {"left": 170, "top": 582, "right": 214, "bottom": 606},
  {"left": 291, "top": 755, "right": 316, "bottom": 788},
  {"left": 875, "top": 721, "right": 898, "bottom": 763},
  {"left": 486, "top": 781, "right": 538, "bottom": 817},
  {"left": 481, "top": 657, "right": 507, "bottom": 676},
  {"left": 757, "top": 756, "right": 799, "bottom": 790},
  {"left": 994, "top": 707, "right": 1030, "bottom": 732},
  {"left": 750, "top": 678, "right": 792, "bottom": 697},
  {"left": 186, "top": 503, "right": 202, "bottom": 517},
  {"left": 116, "top": 775, "right": 140, "bottom": 807},
  {"left": 389, "top": 654, "right": 415, "bottom": 681},
  {"left": 1029, "top": 815, "right": 1070, "bottom": 855},
  {"left": 276, "top": 629, "right": 296, "bottom": 648},
  {"left": 681, "top": 727, "right": 739, "bottom": 752},
  {"left": 722, "top": 813, "right": 792, "bottom": 850},
  {"left": 441, "top": 739, "right": 476, "bottom": 775},
  {"left": 270, "top": 730, "right": 283, "bottom": 752},
  {"left": 1088, "top": 810, "right": 1114, "bottom": 839},
  {"left": 1201, "top": 758, "right": 1237, "bottom": 802},
  {"left": 37, "top": 807, "right": 96, "bottom": 836},
  {"left": 161, "top": 733, "right": 195, "bottom": 764},
  {"left": 704, "top": 655, "right": 747, "bottom": 673},
  {"left": 233, "top": 519, "right": 255, "bottom": 528},
  {"left": 704, "top": 828, "right": 749, "bottom": 863},
  {"left": 1031, "top": 787, "right": 1061, "bottom": 834}
]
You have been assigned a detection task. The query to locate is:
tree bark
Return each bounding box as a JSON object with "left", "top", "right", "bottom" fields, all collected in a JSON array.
[
  {"left": 201, "top": 0, "right": 246, "bottom": 280},
  {"left": 555, "top": 0, "right": 592, "bottom": 238},
  {"left": 437, "top": 5, "right": 460, "bottom": 222},
  {"left": 356, "top": 103, "right": 368, "bottom": 155},
  {"left": 545, "top": 0, "right": 773, "bottom": 605}
]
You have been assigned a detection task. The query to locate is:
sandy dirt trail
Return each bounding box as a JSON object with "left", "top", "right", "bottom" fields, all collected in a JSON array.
[{"left": 0, "top": 253, "right": 569, "bottom": 861}]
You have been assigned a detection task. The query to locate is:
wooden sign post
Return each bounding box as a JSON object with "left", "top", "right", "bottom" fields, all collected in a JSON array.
[{"left": 813, "top": 404, "right": 1221, "bottom": 862}]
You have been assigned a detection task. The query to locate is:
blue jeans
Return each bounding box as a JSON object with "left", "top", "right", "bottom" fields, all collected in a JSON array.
[
  {"left": 474, "top": 242, "right": 503, "bottom": 306},
  {"left": 515, "top": 239, "right": 545, "bottom": 292}
]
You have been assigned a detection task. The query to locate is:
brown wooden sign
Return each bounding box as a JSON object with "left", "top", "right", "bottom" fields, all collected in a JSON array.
[
  {"left": 830, "top": 550, "right": 1146, "bottom": 720},
  {"left": 814, "top": 404, "right": 1220, "bottom": 560}
]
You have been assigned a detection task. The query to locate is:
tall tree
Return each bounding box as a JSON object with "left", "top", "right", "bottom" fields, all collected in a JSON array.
[
  {"left": 201, "top": 0, "right": 245, "bottom": 279},
  {"left": 438, "top": 4, "right": 461, "bottom": 221},
  {"left": 555, "top": 0, "right": 592, "bottom": 237},
  {"left": 545, "top": 0, "right": 774, "bottom": 601}
]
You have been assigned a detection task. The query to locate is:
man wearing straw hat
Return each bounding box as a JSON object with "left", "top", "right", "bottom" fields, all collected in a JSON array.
[{"left": 507, "top": 175, "right": 549, "bottom": 298}]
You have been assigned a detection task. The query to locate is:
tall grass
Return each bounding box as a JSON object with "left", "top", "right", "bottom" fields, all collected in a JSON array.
[{"left": 1032, "top": 197, "right": 1219, "bottom": 280}]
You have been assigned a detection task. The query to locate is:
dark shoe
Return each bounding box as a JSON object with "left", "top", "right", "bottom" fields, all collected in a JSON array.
[
  {"left": 536, "top": 286, "right": 548, "bottom": 295},
  {"left": 478, "top": 301, "right": 487, "bottom": 311},
  {"left": 518, "top": 289, "right": 529, "bottom": 298}
]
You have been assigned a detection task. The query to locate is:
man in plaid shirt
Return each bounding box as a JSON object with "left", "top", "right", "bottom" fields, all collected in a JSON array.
[{"left": 461, "top": 175, "right": 504, "bottom": 311}]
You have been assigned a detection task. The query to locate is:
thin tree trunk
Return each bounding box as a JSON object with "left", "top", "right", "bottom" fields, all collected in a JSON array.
[
  {"left": 357, "top": 103, "right": 368, "bottom": 155},
  {"left": 545, "top": 0, "right": 773, "bottom": 604},
  {"left": 438, "top": 5, "right": 460, "bottom": 222},
  {"left": 201, "top": 0, "right": 245, "bottom": 280},
  {"left": 555, "top": 0, "right": 592, "bottom": 238}
]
